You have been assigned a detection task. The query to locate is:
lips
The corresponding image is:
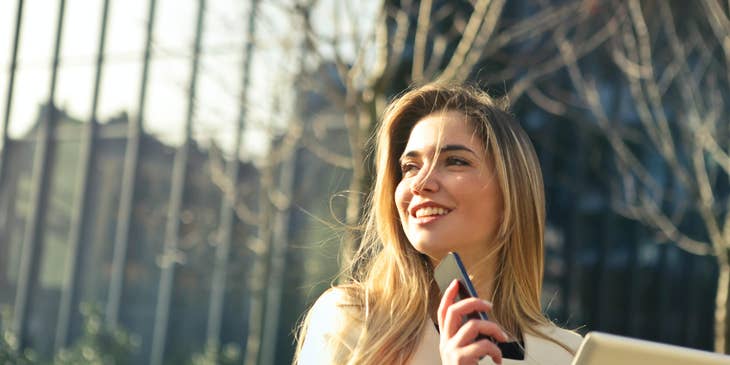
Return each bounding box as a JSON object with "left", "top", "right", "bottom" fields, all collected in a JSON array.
[
  {"left": 414, "top": 206, "right": 449, "bottom": 218},
  {"left": 410, "top": 202, "right": 452, "bottom": 218}
]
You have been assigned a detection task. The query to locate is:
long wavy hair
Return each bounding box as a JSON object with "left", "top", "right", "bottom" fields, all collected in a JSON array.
[{"left": 295, "top": 83, "right": 563, "bottom": 364}]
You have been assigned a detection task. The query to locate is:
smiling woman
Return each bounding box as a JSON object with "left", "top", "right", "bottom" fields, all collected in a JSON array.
[
  {"left": 395, "top": 111, "right": 503, "bottom": 265},
  {"left": 294, "top": 83, "right": 582, "bottom": 365}
]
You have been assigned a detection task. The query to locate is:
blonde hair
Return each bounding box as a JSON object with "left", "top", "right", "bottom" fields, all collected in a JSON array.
[{"left": 295, "top": 83, "right": 566, "bottom": 364}]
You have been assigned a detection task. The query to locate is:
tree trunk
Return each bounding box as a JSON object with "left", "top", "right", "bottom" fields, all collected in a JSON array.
[
  {"left": 341, "top": 96, "right": 379, "bottom": 267},
  {"left": 258, "top": 144, "right": 297, "bottom": 365},
  {"left": 716, "top": 258, "right": 730, "bottom": 353},
  {"left": 342, "top": 146, "right": 364, "bottom": 265},
  {"left": 243, "top": 166, "right": 274, "bottom": 365}
]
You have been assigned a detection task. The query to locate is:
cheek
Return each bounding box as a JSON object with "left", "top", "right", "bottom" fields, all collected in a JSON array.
[
  {"left": 394, "top": 182, "right": 410, "bottom": 216},
  {"left": 460, "top": 180, "right": 501, "bottom": 220}
]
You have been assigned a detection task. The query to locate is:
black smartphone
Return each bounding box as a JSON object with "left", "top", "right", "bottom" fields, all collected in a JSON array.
[
  {"left": 434, "top": 252, "right": 489, "bottom": 320},
  {"left": 434, "top": 252, "right": 493, "bottom": 340}
]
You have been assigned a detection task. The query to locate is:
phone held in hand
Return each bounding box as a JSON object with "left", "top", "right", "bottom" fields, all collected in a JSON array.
[
  {"left": 434, "top": 252, "right": 493, "bottom": 339},
  {"left": 434, "top": 252, "right": 528, "bottom": 360},
  {"left": 434, "top": 252, "right": 489, "bottom": 320}
]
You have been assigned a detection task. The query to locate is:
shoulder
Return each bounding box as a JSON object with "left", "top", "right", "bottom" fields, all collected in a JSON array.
[
  {"left": 535, "top": 325, "right": 584, "bottom": 353},
  {"left": 509, "top": 324, "right": 583, "bottom": 365},
  {"left": 304, "top": 287, "right": 357, "bottom": 337},
  {"left": 297, "top": 287, "right": 363, "bottom": 364},
  {"left": 309, "top": 288, "right": 348, "bottom": 314},
  {"left": 308, "top": 286, "right": 361, "bottom": 325}
]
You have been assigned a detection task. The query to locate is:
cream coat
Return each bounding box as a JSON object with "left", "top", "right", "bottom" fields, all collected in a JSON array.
[{"left": 298, "top": 289, "right": 583, "bottom": 365}]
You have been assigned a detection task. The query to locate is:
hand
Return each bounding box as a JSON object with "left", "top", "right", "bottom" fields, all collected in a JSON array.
[{"left": 437, "top": 279, "right": 509, "bottom": 365}]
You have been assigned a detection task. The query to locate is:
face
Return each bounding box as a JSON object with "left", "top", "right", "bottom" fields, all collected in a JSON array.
[{"left": 394, "top": 111, "right": 503, "bottom": 262}]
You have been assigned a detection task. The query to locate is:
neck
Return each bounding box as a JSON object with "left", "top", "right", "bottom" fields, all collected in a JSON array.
[
  {"left": 429, "top": 246, "right": 499, "bottom": 324},
  {"left": 458, "top": 247, "right": 498, "bottom": 302}
]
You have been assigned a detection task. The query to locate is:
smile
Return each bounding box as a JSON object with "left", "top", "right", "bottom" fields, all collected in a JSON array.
[{"left": 413, "top": 206, "right": 451, "bottom": 218}]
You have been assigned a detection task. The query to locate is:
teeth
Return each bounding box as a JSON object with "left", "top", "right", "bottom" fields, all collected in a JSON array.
[{"left": 414, "top": 207, "right": 449, "bottom": 218}]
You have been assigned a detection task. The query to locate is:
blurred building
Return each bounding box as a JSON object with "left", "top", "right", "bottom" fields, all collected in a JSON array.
[{"left": 0, "top": 104, "right": 260, "bottom": 363}]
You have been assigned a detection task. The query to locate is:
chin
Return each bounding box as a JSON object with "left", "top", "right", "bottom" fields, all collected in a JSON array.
[{"left": 409, "top": 240, "right": 450, "bottom": 260}]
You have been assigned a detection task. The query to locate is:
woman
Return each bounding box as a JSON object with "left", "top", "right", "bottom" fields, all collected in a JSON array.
[{"left": 295, "top": 83, "right": 582, "bottom": 365}]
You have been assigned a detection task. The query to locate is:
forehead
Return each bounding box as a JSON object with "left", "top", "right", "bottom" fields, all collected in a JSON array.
[{"left": 404, "top": 111, "right": 482, "bottom": 151}]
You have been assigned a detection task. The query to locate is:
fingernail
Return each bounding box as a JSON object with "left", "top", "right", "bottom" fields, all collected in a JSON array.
[
  {"left": 482, "top": 299, "right": 492, "bottom": 306},
  {"left": 502, "top": 331, "right": 508, "bottom": 340}
]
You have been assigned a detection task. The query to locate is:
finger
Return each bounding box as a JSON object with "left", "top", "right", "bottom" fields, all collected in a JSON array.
[
  {"left": 447, "top": 297, "right": 493, "bottom": 317},
  {"left": 443, "top": 297, "right": 492, "bottom": 338},
  {"left": 437, "top": 279, "right": 459, "bottom": 331},
  {"left": 459, "top": 339, "right": 503, "bottom": 365},
  {"left": 453, "top": 319, "right": 509, "bottom": 346}
]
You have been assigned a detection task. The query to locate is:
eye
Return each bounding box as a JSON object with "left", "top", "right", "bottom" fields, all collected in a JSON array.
[
  {"left": 400, "top": 162, "right": 419, "bottom": 174},
  {"left": 445, "top": 156, "right": 470, "bottom": 166}
]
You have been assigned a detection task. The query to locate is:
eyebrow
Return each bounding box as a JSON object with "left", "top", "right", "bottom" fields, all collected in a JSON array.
[{"left": 399, "top": 144, "right": 477, "bottom": 163}]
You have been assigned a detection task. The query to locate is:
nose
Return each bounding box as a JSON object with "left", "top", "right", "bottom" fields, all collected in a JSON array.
[{"left": 411, "top": 168, "right": 439, "bottom": 194}]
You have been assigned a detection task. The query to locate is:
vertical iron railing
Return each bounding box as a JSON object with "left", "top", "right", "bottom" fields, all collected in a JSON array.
[
  {"left": 245, "top": 153, "right": 273, "bottom": 365},
  {"left": 561, "top": 125, "right": 585, "bottom": 322},
  {"left": 54, "top": 0, "right": 111, "bottom": 351},
  {"left": 106, "top": 0, "right": 157, "bottom": 329},
  {"left": 13, "top": 0, "right": 66, "bottom": 349},
  {"left": 149, "top": 1, "right": 205, "bottom": 364},
  {"left": 627, "top": 225, "right": 642, "bottom": 335},
  {"left": 205, "top": 0, "right": 259, "bottom": 353},
  {"left": 0, "top": 0, "right": 24, "bottom": 188},
  {"left": 259, "top": 139, "right": 297, "bottom": 365},
  {"left": 656, "top": 244, "right": 671, "bottom": 341},
  {"left": 0, "top": 6, "right": 24, "bottom": 336},
  {"left": 258, "top": 42, "right": 305, "bottom": 365},
  {"left": 240, "top": 2, "right": 269, "bottom": 363}
]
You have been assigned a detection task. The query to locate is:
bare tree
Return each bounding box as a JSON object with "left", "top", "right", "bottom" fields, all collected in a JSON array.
[
  {"left": 540, "top": 0, "right": 730, "bottom": 353},
  {"left": 204, "top": 0, "right": 730, "bottom": 358},
  {"left": 293, "top": 0, "right": 588, "bottom": 264}
]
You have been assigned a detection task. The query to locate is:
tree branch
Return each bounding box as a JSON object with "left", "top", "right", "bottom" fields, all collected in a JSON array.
[
  {"left": 301, "top": 132, "right": 352, "bottom": 168},
  {"left": 553, "top": 22, "right": 662, "bottom": 196},
  {"left": 411, "top": 0, "right": 433, "bottom": 82},
  {"left": 508, "top": 11, "right": 618, "bottom": 101},
  {"left": 437, "top": 0, "right": 496, "bottom": 82}
]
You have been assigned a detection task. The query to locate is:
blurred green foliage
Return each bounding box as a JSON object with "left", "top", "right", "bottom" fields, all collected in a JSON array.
[
  {"left": 188, "top": 342, "right": 242, "bottom": 365},
  {"left": 52, "top": 303, "right": 140, "bottom": 365},
  {"left": 1, "top": 330, "right": 37, "bottom": 365},
  {"left": 0, "top": 303, "right": 139, "bottom": 365},
  {"left": 0, "top": 302, "right": 247, "bottom": 364}
]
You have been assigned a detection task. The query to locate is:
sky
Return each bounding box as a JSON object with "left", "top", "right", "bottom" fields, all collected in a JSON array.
[
  {"left": 0, "top": 0, "right": 305, "bottom": 159},
  {"left": 0, "top": 0, "right": 380, "bottom": 159}
]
